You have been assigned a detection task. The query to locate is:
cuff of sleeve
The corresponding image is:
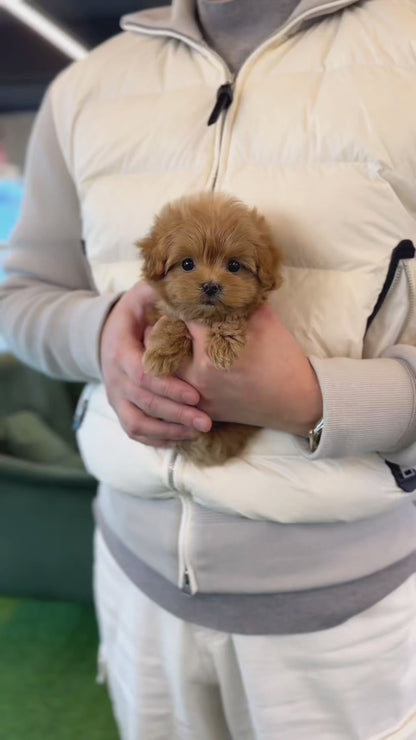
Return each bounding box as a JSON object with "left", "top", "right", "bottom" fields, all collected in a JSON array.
[
  {"left": 67, "top": 292, "right": 122, "bottom": 381},
  {"left": 295, "top": 356, "right": 416, "bottom": 459}
]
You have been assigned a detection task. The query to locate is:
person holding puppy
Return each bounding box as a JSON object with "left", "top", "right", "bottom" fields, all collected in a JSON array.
[{"left": 2, "top": 0, "right": 416, "bottom": 737}]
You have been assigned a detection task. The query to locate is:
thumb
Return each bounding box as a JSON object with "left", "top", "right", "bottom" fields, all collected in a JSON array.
[
  {"left": 126, "top": 281, "right": 159, "bottom": 324},
  {"left": 185, "top": 320, "right": 209, "bottom": 343},
  {"left": 185, "top": 321, "right": 210, "bottom": 359},
  {"left": 143, "top": 324, "right": 153, "bottom": 348}
]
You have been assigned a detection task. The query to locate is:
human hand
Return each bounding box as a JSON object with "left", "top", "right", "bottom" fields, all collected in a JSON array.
[
  {"left": 99, "top": 281, "right": 212, "bottom": 447},
  {"left": 180, "top": 304, "right": 323, "bottom": 436}
]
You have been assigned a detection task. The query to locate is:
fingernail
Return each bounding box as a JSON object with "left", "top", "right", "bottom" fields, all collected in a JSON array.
[
  {"left": 184, "top": 393, "right": 197, "bottom": 405},
  {"left": 193, "top": 418, "right": 210, "bottom": 432}
]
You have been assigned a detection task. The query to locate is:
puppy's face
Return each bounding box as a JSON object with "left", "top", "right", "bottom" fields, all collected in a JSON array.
[{"left": 137, "top": 194, "right": 282, "bottom": 321}]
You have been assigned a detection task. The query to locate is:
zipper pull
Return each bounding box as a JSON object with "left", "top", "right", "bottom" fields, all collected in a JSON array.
[
  {"left": 207, "top": 82, "right": 233, "bottom": 126},
  {"left": 182, "top": 569, "right": 192, "bottom": 596}
]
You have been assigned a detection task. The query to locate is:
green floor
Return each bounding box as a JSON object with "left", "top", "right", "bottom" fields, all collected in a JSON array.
[{"left": 0, "top": 597, "right": 119, "bottom": 740}]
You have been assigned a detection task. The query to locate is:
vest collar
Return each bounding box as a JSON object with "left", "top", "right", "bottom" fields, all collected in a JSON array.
[{"left": 121, "top": 0, "right": 362, "bottom": 47}]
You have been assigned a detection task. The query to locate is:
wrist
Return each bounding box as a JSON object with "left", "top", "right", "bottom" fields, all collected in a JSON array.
[
  {"left": 286, "top": 362, "right": 323, "bottom": 436},
  {"left": 98, "top": 294, "right": 124, "bottom": 372}
]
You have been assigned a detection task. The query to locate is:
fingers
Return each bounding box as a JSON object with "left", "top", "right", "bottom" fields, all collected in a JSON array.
[
  {"left": 124, "top": 379, "right": 212, "bottom": 432},
  {"left": 100, "top": 280, "right": 213, "bottom": 445},
  {"left": 141, "top": 372, "right": 201, "bottom": 407},
  {"left": 119, "top": 400, "right": 203, "bottom": 444},
  {"left": 121, "top": 344, "right": 203, "bottom": 408},
  {"left": 106, "top": 343, "right": 212, "bottom": 444}
]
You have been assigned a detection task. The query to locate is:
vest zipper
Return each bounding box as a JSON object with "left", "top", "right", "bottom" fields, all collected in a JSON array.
[
  {"left": 167, "top": 448, "right": 177, "bottom": 489},
  {"left": 178, "top": 493, "right": 196, "bottom": 595},
  {"left": 166, "top": 450, "right": 196, "bottom": 594}
]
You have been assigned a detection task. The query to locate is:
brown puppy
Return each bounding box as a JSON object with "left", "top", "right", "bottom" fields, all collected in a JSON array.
[{"left": 137, "top": 192, "right": 283, "bottom": 466}]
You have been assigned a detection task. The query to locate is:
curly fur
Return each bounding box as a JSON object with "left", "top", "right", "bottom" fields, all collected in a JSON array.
[{"left": 136, "top": 192, "right": 283, "bottom": 466}]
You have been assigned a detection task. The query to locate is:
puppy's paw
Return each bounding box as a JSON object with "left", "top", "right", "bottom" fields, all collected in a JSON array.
[
  {"left": 143, "top": 317, "right": 192, "bottom": 376},
  {"left": 143, "top": 347, "right": 180, "bottom": 376},
  {"left": 207, "top": 334, "right": 245, "bottom": 370}
]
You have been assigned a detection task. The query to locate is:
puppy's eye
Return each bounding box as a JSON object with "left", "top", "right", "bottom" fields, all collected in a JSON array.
[
  {"left": 227, "top": 260, "right": 241, "bottom": 273},
  {"left": 182, "top": 258, "right": 195, "bottom": 271}
]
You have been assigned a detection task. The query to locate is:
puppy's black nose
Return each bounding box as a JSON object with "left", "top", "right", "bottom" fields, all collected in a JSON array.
[{"left": 201, "top": 281, "right": 221, "bottom": 297}]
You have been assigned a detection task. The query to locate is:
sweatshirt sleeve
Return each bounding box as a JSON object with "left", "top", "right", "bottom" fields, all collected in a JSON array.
[
  {"left": 299, "top": 346, "right": 416, "bottom": 467},
  {"left": 0, "top": 87, "right": 120, "bottom": 382}
]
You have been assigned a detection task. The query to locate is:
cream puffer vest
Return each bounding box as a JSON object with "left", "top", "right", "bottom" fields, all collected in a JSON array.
[{"left": 53, "top": 0, "right": 416, "bottom": 524}]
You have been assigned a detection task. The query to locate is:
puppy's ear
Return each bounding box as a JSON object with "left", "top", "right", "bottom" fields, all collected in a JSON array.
[
  {"left": 136, "top": 230, "right": 167, "bottom": 282},
  {"left": 249, "top": 208, "right": 283, "bottom": 293},
  {"left": 256, "top": 243, "right": 283, "bottom": 294}
]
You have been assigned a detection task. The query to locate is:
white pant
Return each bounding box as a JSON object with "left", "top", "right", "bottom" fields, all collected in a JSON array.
[{"left": 94, "top": 531, "right": 416, "bottom": 740}]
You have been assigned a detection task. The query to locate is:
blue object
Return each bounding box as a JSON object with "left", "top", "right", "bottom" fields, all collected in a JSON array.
[
  {"left": 0, "top": 179, "right": 23, "bottom": 281},
  {"left": 0, "top": 179, "right": 23, "bottom": 240}
]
